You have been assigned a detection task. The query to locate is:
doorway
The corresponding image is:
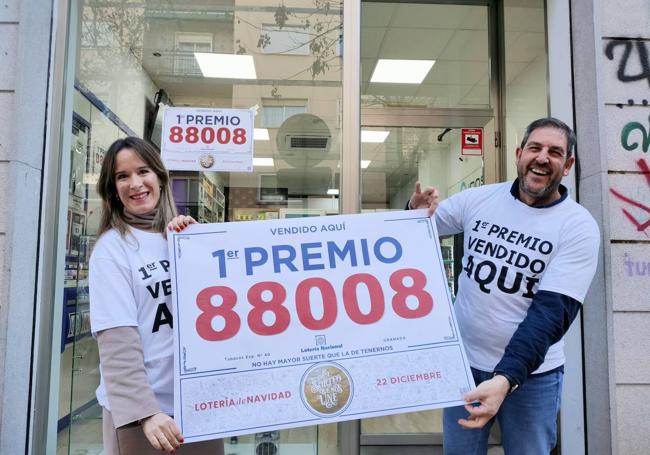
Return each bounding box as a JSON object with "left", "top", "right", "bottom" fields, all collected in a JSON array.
[
  {"left": 355, "top": 0, "right": 501, "bottom": 452},
  {"left": 358, "top": 120, "right": 499, "bottom": 454}
]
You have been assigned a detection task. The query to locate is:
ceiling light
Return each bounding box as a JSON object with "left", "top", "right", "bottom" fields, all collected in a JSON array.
[
  {"left": 361, "top": 160, "right": 371, "bottom": 169},
  {"left": 254, "top": 128, "right": 270, "bottom": 141},
  {"left": 327, "top": 188, "right": 339, "bottom": 195},
  {"left": 370, "top": 59, "right": 435, "bottom": 84},
  {"left": 194, "top": 53, "right": 257, "bottom": 79},
  {"left": 253, "top": 157, "right": 274, "bottom": 166},
  {"left": 361, "top": 130, "right": 389, "bottom": 143}
]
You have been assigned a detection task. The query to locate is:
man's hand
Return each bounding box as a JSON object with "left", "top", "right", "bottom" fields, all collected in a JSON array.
[
  {"left": 409, "top": 181, "right": 439, "bottom": 217},
  {"left": 458, "top": 375, "right": 510, "bottom": 429},
  {"left": 141, "top": 412, "right": 184, "bottom": 452}
]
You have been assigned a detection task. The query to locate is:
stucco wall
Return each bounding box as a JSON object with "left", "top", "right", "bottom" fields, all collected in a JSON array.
[
  {"left": 0, "top": 0, "right": 22, "bottom": 449},
  {"left": 0, "top": 0, "right": 53, "bottom": 453},
  {"left": 600, "top": 1, "right": 650, "bottom": 454},
  {"left": 573, "top": 0, "right": 650, "bottom": 454}
]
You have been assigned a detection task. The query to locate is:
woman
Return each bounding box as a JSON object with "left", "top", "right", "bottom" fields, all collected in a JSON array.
[{"left": 90, "top": 136, "right": 221, "bottom": 454}]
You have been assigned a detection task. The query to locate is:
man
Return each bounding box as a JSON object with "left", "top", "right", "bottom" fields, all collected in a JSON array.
[{"left": 409, "top": 118, "right": 600, "bottom": 455}]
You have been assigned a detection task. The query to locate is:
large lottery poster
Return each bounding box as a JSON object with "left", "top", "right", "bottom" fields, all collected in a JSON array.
[{"left": 168, "top": 210, "right": 474, "bottom": 443}]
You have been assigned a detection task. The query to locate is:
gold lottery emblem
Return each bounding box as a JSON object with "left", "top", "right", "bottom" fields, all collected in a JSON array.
[
  {"left": 301, "top": 363, "right": 353, "bottom": 416},
  {"left": 199, "top": 154, "right": 215, "bottom": 169}
]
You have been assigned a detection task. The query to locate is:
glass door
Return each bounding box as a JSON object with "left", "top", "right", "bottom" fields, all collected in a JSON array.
[
  {"left": 357, "top": 0, "right": 501, "bottom": 451},
  {"left": 358, "top": 123, "right": 497, "bottom": 452}
]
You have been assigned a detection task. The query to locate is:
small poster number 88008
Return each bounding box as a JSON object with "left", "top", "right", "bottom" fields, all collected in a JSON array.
[{"left": 168, "top": 126, "right": 247, "bottom": 145}]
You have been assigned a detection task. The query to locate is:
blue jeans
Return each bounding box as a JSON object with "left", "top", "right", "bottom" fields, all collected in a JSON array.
[{"left": 443, "top": 368, "right": 563, "bottom": 455}]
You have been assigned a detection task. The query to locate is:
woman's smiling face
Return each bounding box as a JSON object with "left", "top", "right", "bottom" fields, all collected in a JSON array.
[{"left": 114, "top": 148, "right": 161, "bottom": 215}]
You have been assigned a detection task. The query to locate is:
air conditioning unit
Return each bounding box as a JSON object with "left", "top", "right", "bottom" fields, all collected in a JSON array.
[
  {"left": 277, "top": 113, "right": 331, "bottom": 167},
  {"left": 285, "top": 134, "right": 329, "bottom": 149}
]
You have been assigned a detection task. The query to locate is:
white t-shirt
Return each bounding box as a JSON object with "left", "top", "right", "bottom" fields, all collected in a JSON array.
[
  {"left": 435, "top": 182, "right": 600, "bottom": 374},
  {"left": 90, "top": 227, "right": 174, "bottom": 414}
]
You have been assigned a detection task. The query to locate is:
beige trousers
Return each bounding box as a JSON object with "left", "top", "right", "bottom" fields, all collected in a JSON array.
[{"left": 102, "top": 408, "right": 225, "bottom": 455}]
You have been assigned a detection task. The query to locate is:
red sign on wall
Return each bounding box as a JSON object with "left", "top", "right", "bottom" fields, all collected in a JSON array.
[{"left": 461, "top": 128, "right": 483, "bottom": 156}]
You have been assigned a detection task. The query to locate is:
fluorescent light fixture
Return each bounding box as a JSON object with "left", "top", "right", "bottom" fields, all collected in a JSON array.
[
  {"left": 254, "top": 128, "right": 270, "bottom": 141},
  {"left": 370, "top": 59, "right": 435, "bottom": 84},
  {"left": 194, "top": 52, "right": 257, "bottom": 79},
  {"left": 361, "top": 130, "right": 389, "bottom": 143},
  {"left": 337, "top": 161, "right": 370, "bottom": 168},
  {"left": 253, "top": 157, "right": 274, "bottom": 166},
  {"left": 327, "top": 188, "right": 339, "bottom": 195}
]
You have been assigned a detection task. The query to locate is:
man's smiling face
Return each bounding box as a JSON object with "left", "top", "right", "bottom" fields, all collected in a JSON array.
[{"left": 515, "top": 126, "right": 575, "bottom": 207}]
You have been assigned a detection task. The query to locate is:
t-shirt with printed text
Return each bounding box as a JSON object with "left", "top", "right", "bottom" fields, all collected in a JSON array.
[
  {"left": 90, "top": 227, "right": 174, "bottom": 414},
  {"left": 435, "top": 181, "right": 600, "bottom": 374}
]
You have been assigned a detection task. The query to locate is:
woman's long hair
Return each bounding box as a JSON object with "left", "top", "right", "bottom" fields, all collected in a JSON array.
[{"left": 96, "top": 137, "right": 177, "bottom": 237}]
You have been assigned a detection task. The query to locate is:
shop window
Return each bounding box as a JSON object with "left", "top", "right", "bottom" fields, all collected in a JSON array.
[{"left": 57, "top": 0, "right": 341, "bottom": 452}]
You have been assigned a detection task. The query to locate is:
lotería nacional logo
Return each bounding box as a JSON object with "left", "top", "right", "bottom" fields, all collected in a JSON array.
[
  {"left": 300, "top": 363, "right": 353, "bottom": 417},
  {"left": 199, "top": 154, "right": 215, "bottom": 169}
]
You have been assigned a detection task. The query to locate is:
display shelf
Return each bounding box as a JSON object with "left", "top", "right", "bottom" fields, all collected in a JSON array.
[
  {"left": 233, "top": 208, "right": 278, "bottom": 221},
  {"left": 440, "top": 238, "right": 455, "bottom": 296},
  {"left": 173, "top": 174, "right": 225, "bottom": 224}
]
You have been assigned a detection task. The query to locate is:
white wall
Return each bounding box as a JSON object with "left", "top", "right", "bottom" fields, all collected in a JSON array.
[
  {"left": 598, "top": 2, "right": 650, "bottom": 454},
  {"left": 416, "top": 129, "right": 482, "bottom": 200},
  {"left": 570, "top": 0, "right": 650, "bottom": 453},
  {"left": 0, "top": 0, "right": 17, "bottom": 441},
  {"left": 0, "top": 0, "right": 54, "bottom": 453}
]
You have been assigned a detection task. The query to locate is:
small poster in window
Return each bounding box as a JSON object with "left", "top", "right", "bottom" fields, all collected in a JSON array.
[{"left": 161, "top": 107, "right": 254, "bottom": 172}]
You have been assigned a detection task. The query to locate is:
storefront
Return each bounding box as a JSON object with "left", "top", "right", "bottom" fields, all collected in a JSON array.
[{"left": 21, "top": 0, "right": 585, "bottom": 453}]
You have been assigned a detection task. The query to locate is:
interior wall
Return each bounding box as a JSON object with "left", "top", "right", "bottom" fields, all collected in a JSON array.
[
  {"left": 445, "top": 130, "right": 483, "bottom": 197},
  {"left": 503, "top": 1, "right": 549, "bottom": 180}
]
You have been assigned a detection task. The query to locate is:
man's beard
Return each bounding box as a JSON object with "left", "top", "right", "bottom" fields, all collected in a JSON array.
[{"left": 518, "top": 171, "right": 561, "bottom": 205}]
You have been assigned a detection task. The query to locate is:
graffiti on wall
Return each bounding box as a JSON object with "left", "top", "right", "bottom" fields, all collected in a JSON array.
[
  {"left": 623, "top": 252, "right": 650, "bottom": 276},
  {"left": 605, "top": 39, "right": 650, "bottom": 107},
  {"left": 610, "top": 158, "right": 650, "bottom": 234},
  {"left": 621, "top": 116, "right": 650, "bottom": 153},
  {"left": 606, "top": 35, "right": 650, "bottom": 235},
  {"left": 605, "top": 39, "right": 650, "bottom": 86}
]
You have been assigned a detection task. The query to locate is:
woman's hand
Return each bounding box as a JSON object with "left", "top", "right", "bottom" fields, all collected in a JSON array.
[
  {"left": 141, "top": 412, "right": 184, "bottom": 452},
  {"left": 167, "top": 215, "right": 197, "bottom": 233}
]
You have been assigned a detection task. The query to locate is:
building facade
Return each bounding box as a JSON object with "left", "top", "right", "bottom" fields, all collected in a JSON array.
[{"left": 0, "top": 0, "right": 648, "bottom": 453}]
